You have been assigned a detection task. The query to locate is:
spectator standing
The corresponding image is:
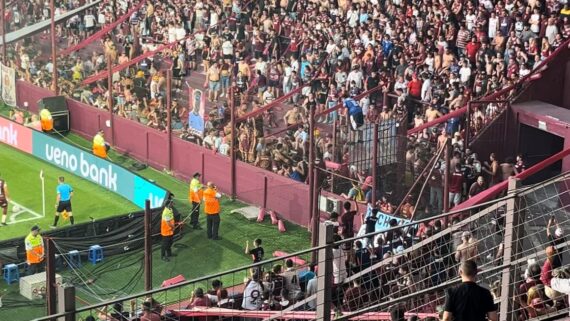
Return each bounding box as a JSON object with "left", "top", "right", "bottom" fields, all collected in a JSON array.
[
  {"left": 449, "top": 165, "right": 464, "bottom": 208},
  {"left": 443, "top": 260, "right": 498, "bottom": 321},
  {"left": 341, "top": 201, "right": 358, "bottom": 239}
]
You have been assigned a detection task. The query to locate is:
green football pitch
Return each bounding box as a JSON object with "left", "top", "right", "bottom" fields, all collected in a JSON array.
[
  {"left": 0, "top": 143, "right": 140, "bottom": 240},
  {"left": 0, "top": 130, "right": 311, "bottom": 321}
]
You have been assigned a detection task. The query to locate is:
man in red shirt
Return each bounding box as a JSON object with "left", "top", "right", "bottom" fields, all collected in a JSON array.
[
  {"left": 465, "top": 38, "right": 480, "bottom": 64},
  {"left": 449, "top": 164, "right": 464, "bottom": 208},
  {"left": 340, "top": 201, "right": 357, "bottom": 238},
  {"left": 407, "top": 73, "right": 422, "bottom": 99}
]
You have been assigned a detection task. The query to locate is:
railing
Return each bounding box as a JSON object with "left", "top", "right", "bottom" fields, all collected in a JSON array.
[{"left": 34, "top": 169, "right": 570, "bottom": 321}]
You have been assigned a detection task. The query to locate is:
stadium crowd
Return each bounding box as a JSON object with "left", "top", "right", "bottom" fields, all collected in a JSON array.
[{"left": 3, "top": 0, "right": 570, "bottom": 319}]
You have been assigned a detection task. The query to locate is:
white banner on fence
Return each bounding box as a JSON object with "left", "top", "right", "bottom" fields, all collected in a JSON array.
[{"left": 1, "top": 63, "right": 16, "bottom": 106}]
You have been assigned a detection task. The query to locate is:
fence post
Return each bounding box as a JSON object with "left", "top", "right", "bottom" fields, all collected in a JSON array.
[
  {"left": 372, "top": 122, "right": 379, "bottom": 206},
  {"left": 166, "top": 69, "right": 172, "bottom": 171},
  {"left": 316, "top": 223, "right": 334, "bottom": 321},
  {"left": 0, "top": 0, "right": 6, "bottom": 63},
  {"left": 443, "top": 138, "right": 452, "bottom": 213},
  {"left": 50, "top": 0, "right": 58, "bottom": 94},
  {"left": 57, "top": 284, "right": 76, "bottom": 321},
  {"left": 107, "top": 55, "right": 114, "bottom": 146},
  {"left": 230, "top": 86, "right": 236, "bottom": 200},
  {"left": 465, "top": 101, "right": 471, "bottom": 152},
  {"left": 499, "top": 177, "right": 522, "bottom": 321},
  {"left": 144, "top": 200, "right": 152, "bottom": 291},
  {"left": 46, "top": 238, "right": 57, "bottom": 319}
]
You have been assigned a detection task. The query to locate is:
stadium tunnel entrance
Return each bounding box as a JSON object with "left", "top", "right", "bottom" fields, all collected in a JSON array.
[{"left": 513, "top": 101, "right": 570, "bottom": 184}]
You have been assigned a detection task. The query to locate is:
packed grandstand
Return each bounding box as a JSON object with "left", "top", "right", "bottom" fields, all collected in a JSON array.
[{"left": 2, "top": 0, "right": 570, "bottom": 320}]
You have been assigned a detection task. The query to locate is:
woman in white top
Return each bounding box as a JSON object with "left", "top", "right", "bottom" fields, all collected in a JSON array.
[
  {"left": 488, "top": 12, "right": 499, "bottom": 39},
  {"left": 332, "top": 236, "right": 347, "bottom": 284}
]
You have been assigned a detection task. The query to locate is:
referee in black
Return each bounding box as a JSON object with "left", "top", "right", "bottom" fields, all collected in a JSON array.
[{"left": 52, "top": 176, "right": 74, "bottom": 228}]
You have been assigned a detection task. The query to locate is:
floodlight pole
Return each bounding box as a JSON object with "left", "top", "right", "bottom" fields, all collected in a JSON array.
[
  {"left": 166, "top": 69, "right": 172, "bottom": 171},
  {"left": 144, "top": 199, "right": 152, "bottom": 291},
  {"left": 107, "top": 56, "right": 114, "bottom": 146},
  {"left": 50, "top": 0, "right": 58, "bottom": 95}
]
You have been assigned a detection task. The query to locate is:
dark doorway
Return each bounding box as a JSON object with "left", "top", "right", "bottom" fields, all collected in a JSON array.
[{"left": 518, "top": 124, "right": 564, "bottom": 184}]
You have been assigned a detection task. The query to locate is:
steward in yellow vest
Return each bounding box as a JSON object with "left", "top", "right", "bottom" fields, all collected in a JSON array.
[
  {"left": 92, "top": 130, "right": 108, "bottom": 158},
  {"left": 160, "top": 200, "right": 176, "bottom": 262},
  {"left": 188, "top": 172, "right": 203, "bottom": 229},
  {"left": 39, "top": 108, "right": 53, "bottom": 132},
  {"left": 25, "top": 225, "right": 45, "bottom": 275}
]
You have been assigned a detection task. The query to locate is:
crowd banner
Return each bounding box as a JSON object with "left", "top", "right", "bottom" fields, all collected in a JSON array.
[
  {"left": 1, "top": 63, "right": 16, "bottom": 106},
  {"left": 187, "top": 88, "right": 206, "bottom": 137},
  {"left": 0, "top": 115, "right": 167, "bottom": 209},
  {"left": 59, "top": 0, "right": 145, "bottom": 56},
  {"left": 357, "top": 204, "right": 411, "bottom": 236}
]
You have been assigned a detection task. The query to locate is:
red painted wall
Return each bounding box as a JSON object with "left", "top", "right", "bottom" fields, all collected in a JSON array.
[{"left": 16, "top": 81, "right": 312, "bottom": 226}]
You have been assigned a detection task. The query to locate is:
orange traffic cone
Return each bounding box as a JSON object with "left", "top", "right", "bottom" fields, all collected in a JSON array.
[
  {"left": 278, "top": 219, "right": 286, "bottom": 233},
  {"left": 257, "top": 208, "right": 266, "bottom": 222},
  {"left": 270, "top": 210, "right": 278, "bottom": 225}
]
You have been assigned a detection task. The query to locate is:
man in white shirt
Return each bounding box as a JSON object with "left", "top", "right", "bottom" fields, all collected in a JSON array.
[{"left": 84, "top": 12, "right": 97, "bottom": 34}]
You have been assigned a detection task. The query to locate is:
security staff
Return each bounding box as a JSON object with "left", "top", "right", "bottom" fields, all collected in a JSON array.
[
  {"left": 92, "top": 130, "right": 108, "bottom": 158},
  {"left": 52, "top": 176, "right": 74, "bottom": 228},
  {"left": 160, "top": 200, "right": 176, "bottom": 262},
  {"left": 39, "top": 108, "right": 53, "bottom": 132},
  {"left": 203, "top": 182, "right": 222, "bottom": 240},
  {"left": 25, "top": 225, "right": 44, "bottom": 275},
  {"left": 188, "top": 172, "right": 203, "bottom": 229}
]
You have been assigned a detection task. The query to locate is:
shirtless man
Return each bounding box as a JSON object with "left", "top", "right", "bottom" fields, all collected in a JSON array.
[
  {"left": 500, "top": 157, "right": 516, "bottom": 181},
  {"left": 379, "top": 106, "right": 392, "bottom": 122},
  {"left": 455, "top": 231, "right": 478, "bottom": 263},
  {"left": 425, "top": 104, "right": 442, "bottom": 122},
  {"left": 283, "top": 106, "right": 303, "bottom": 126}
]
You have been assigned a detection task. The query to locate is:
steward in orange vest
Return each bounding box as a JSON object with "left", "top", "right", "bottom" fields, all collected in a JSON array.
[
  {"left": 203, "top": 182, "right": 221, "bottom": 240},
  {"left": 92, "top": 130, "right": 108, "bottom": 158},
  {"left": 160, "top": 200, "right": 176, "bottom": 262},
  {"left": 25, "top": 225, "right": 45, "bottom": 275},
  {"left": 188, "top": 172, "right": 203, "bottom": 229},
  {"left": 39, "top": 108, "right": 53, "bottom": 132}
]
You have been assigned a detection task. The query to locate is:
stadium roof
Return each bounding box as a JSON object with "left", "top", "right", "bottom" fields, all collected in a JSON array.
[{"left": 0, "top": 0, "right": 101, "bottom": 46}]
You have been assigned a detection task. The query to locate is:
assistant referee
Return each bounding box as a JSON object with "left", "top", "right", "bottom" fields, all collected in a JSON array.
[{"left": 52, "top": 176, "right": 74, "bottom": 228}]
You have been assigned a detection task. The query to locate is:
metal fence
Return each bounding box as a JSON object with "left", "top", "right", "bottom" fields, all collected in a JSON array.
[{"left": 32, "top": 171, "right": 570, "bottom": 321}]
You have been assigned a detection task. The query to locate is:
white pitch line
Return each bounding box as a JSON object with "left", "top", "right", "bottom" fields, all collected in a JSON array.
[{"left": 8, "top": 201, "right": 42, "bottom": 224}]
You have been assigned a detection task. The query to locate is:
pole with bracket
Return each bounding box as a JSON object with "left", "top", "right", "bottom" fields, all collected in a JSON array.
[
  {"left": 144, "top": 199, "right": 152, "bottom": 291},
  {"left": 45, "top": 237, "right": 57, "bottom": 319},
  {"left": 499, "top": 178, "right": 522, "bottom": 321}
]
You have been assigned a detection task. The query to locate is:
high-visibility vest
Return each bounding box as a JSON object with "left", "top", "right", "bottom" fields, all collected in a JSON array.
[
  {"left": 25, "top": 233, "right": 44, "bottom": 264},
  {"left": 161, "top": 207, "right": 174, "bottom": 236},
  {"left": 189, "top": 178, "right": 203, "bottom": 203},
  {"left": 39, "top": 109, "right": 53, "bottom": 132},
  {"left": 92, "top": 134, "right": 107, "bottom": 158},
  {"left": 203, "top": 187, "right": 220, "bottom": 214}
]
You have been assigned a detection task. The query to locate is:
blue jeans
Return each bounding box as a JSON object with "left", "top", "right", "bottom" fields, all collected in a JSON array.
[{"left": 430, "top": 186, "right": 443, "bottom": 213}]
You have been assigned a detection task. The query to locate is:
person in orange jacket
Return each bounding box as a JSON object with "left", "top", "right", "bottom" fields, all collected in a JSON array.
[{"left": 203, "top": 182, "right": 222, "bottom": 240}]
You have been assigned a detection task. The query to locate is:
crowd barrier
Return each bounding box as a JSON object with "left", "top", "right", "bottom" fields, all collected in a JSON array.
[
  {"left": 16, "top": 81, "right": 313, "bottom": 226},
  {"left": 0, "top": 113, "right": 167, "bottom": 209}
]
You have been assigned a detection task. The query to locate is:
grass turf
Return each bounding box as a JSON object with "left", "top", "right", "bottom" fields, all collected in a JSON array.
[
  {"left": 0, "top": 143, "right": 139, "bottom": 240},
  {"left": 0, "top": 128, "right": 311, "bottom": 320}
]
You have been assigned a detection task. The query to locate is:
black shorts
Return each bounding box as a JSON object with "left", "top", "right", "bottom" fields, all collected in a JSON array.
[
  {"left": 0, "top": 197, "right": 6, "bottom": 208},
  {"left": 57, "top": 201, "right": 72, "bottom": 213}
]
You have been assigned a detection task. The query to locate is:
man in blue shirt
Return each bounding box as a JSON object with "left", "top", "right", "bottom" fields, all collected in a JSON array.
[{"left": 52, "top": 176, "right": 74, "bottom": 228}]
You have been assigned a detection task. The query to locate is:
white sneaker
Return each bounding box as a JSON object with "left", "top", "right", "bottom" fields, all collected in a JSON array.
[{"left": 220, "top": 92, "right": 225, "bottom": 98}]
